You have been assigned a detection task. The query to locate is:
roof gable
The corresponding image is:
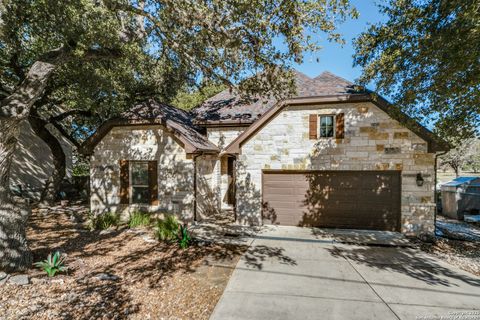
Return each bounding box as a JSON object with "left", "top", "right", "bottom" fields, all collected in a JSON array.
[
  {"left": 223, "top": 93, "right": 449, "bottom": 154},
  {"left": 80, "top": 99, "right": 219, "bottom": 155}
]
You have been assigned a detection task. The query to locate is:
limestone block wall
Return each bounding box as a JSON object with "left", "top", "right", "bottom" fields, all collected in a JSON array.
[
  {"left": 196, "top": 154, "right": 221, "bottom": 219},
  {"left": 90, "top": 125, "right": 194, "bottom": 220},
  {"left": 207, "top": 127, "right": 246, "bottom": 150},
  {"left": 236, "top": 102, "right": 436, "bottom": 235},
  {"left": 206, "top": 127, "right": 246, "bottom": 210},
  {"left": 11, "top": 121, "right": 73, "bottom": 200}
]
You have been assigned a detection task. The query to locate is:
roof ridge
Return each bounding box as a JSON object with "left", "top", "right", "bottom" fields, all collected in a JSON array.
[{"left": 315, "top": 71, "right": 353, "bottom": 85}]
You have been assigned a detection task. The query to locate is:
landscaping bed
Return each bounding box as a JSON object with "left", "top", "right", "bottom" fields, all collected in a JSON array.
[
  {"left": 418, "top": 237, "right": 480, "bottom": 276},
  {"left": 415, "top": 217, "right": 480, "bottom": 277},
  {"left": 0, "top": 204, "right": 246, "bottom": 320}
]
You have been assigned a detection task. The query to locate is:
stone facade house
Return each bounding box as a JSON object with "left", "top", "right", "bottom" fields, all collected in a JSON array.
[{"left": 81, "top": 71, "right": 448, "bottom": 235}]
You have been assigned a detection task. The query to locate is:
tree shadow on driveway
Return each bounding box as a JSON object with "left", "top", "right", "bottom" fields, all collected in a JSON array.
[
  {"left": 328, "top": 245, "right": 480, "bottom": 288},
  {"left": 243, "top": 245, "right": 297, "bottom": 270}
]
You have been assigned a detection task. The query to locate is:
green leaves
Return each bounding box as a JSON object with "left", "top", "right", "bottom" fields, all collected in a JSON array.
[
  {"left": 128, "top": 211, "right": 152, "bottom": 228},
  {"left": 178, "top": 224, "right": 191, "bottom": 249},
  {"left": 155, "top": 215, "right": 180, "bottom": 242},
  {"left": 88, "top": 212, "right": 121, "bottom": 230},
  {"left": 34, "top": 251, "right": 67, "bottom": 277},
  {"left": 354, "top": 0, "right": 480, "bottom": 141}
]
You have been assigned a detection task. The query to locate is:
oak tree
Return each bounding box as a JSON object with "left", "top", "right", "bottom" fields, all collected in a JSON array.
[
  {"left": 353, "top": 0, "right": 480, "bottom": 140},
  {"left": 0, "top": 0, "right": 356, "bottom": 270}
]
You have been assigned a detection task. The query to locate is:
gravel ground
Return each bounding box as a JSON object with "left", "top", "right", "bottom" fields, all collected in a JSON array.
[
  {"left": 0, "top": 205, "right": 246, "bottom": 320},
  {"left": 416, "top": 217, "right": 480, "bottom": 277}
]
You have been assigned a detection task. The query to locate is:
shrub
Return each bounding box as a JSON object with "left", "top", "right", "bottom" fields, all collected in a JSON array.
[
  {"left": 155, "top": 215, "right": 179, "bottom": 241},
  {"left": 34, "top": 251, "right": 67, "bottom": 277},
  {"left": 178, "top": 224, "right": 191, "bottom": 249},
  {"left": 128, "top": 211, "right": 151, "bottom": 228},
  {"left": 89, "top": 212, "right": 120, "bottom": 230}
]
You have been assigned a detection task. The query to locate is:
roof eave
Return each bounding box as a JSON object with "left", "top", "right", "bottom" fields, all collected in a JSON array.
[{"left": 80, "top": 118, "right": 219, "bottom": 156}]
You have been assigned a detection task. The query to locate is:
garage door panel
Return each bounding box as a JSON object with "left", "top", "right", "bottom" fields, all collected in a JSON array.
[{"left": 262, "top": 171, "right": 401, "bottom": 231}]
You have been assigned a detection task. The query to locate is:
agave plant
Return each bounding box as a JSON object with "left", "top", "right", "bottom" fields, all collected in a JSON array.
[
  {"left": 178, "top": 224, "right": 191, "bottom": 249},
  {"left": 34, "top": 251, "right": 67, "bottom": 277}
]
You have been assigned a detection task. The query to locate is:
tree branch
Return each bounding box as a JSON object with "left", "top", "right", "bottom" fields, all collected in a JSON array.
[
  {"left": 0, "top": 46, "right": 70, "bottom": 119},
  {"left": 49, "top": 109, "right": 94, "bottom": 122}
]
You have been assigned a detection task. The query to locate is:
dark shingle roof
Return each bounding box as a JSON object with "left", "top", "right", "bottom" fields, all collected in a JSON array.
[
  {"left": 80, "top": 99, "right": 219, "bottom": 155},
  {"left": 192, "top": 71, "right": 361, "bottom": 124}
]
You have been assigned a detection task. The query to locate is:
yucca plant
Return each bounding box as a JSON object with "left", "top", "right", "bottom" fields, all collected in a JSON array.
[
  {"left": 128, "top": 211, "right": 151, "bottom": 228},
  {"left": 178, "top": 224, "right": 191, "bottom": 249},
  {"left": 34, "top": 251, "right": 67, "bottom": 277},
  {"left": 155, "top": 215, "right": 179, "bottom": 241}
]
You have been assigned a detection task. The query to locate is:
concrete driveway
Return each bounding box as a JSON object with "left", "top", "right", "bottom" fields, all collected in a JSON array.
[{"left": 211, "top": 226, "right": 480, "bottom": 320}]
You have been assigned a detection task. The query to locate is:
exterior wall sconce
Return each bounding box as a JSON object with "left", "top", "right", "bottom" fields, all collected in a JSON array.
[{"left": 416, "top": 173, "right": 424, "bottom": 187}]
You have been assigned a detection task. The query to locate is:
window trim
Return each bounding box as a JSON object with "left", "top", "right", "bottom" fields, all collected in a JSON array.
[
  {"left": 129, "top": 161, "right": 150, "bottom": 204},
  {"left": 318, "top": 114, "right": 336, "bottom": 138}
]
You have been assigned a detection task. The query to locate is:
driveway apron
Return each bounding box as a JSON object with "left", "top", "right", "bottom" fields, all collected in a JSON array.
[{"left": 210, "top": 226, "right": 480, "bottom": 320}]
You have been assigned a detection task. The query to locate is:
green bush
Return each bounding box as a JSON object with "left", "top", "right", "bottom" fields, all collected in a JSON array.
[
  {"left": 89, "top": 212, "right": 120, "bottom": 230},
  {"left": 34, "top": 251, "right": 67, "bottom": 277},
  {"left": 155, "top": 215, "right": 179, "bottom": 241},
  {"left": 128, "top": 211, "right": 151, "bottom": 228},
  {"left": 178, "top": 224, "right": 192, "bottom": 249},
  {"left": 72, "top": 162, "right": 90, "bottom": 177}
]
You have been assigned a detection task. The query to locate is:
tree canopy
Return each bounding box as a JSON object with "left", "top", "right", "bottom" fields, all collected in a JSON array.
[
  {"left": 172, "top": 82, "right": 226, "bottom": 110},
  {"left": 353, "top": 0, "right": 480, "bottom": 142}
]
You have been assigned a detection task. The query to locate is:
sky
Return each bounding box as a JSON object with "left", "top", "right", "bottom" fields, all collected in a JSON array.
[{"left": 289, "top": 0, "right": 386, "bottom": 85}]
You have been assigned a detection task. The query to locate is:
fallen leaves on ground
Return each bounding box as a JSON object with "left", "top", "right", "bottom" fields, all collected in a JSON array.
[
  {"left": 0, "top": 204, "right": 246, "bottom": 320},
  {"left": 418, "top": 237, "right": 480, "bottom": 276}
]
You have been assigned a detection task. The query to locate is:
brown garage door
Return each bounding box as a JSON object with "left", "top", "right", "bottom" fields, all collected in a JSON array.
[{"left": 262, "top": 171, "right": 401, "bottom": 231}]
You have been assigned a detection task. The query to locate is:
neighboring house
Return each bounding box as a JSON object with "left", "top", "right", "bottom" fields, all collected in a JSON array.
[
  {"left": 81, "top": 71, "right": 448, "bottom": 235},
  {"left": 441, "top": 177, "right": 480, "bottom": 219},
  {"left": 10, "top": 120, "right": 74, "bottom": 200}
]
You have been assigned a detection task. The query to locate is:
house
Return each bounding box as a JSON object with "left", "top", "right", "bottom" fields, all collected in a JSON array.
[
  {"left": 441, "top": 177, "right": 480, "bottom": 219},
  {"left": 10, "top": 120, "right": 74, "bottom": 200},
  {"left": 81, "top": 71, "right": 448, "bottom": 235}
]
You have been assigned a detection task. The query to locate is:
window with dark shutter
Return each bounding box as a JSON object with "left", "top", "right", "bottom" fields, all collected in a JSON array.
[
  {"left": 119, "top": 160, "right": 130, "bottom": 204},
  {"left": 336, "top": 113, "right": 345, "bottom": 139},
  {"left": 309, "top": 114, "right": 317, "bottom": 139}
]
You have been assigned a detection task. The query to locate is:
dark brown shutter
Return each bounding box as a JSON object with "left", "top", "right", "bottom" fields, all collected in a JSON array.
[
  {"left": 119, "top": 160, "right": 129, "bottom": 204},
  {"left": 336, "top": 113, "right": 345, "bottom": 139},
  {"left": 309, "top": 114, "right": 317, "bottom": 139},
  {"left": 148, "top": 161, "right": 159, "bottom": 205},
  {"left": 220, "top": 156, "right": 228, "bottom": 175}
]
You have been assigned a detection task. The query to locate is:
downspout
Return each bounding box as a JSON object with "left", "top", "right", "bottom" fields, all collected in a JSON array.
[{"left": 434, "top": 150, "right": 447, "bottom": 236}]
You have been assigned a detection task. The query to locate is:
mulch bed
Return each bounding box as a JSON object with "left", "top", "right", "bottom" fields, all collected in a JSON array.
[
  {"left": 0, "top": 205, "right": 246, "bottom": 320},
  {"left": 417, "top": 237, "right": 480, "bottom": 276}
]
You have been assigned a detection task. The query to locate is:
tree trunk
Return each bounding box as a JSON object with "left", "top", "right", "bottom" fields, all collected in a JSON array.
[
  {"left": 0, "top": 47, "right": 67, "bottom": 271},
  {"left": 452, "top": 164, "right": 459, "bottom": 177},
  {"left": 0, "top": 118, "right": 32, "bottom": 271},
  {"left": 29, "top": 109, "right": 66, "bottom": 204}
]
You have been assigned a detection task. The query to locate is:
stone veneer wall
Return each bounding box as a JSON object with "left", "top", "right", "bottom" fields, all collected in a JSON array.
[
  {"left": 90, "top": 125, "right": 194, "bottom": 220},
  {"left": 236, "top": 102, "right": 436, "bottom": 235},
  {"left": 11, "top": 121, "right": 73, "bottom": 200},
  {"left": 205, "top": 127, "right": 247, "bottom": 210}
]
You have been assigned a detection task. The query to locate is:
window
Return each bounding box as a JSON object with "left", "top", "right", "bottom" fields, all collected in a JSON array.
[
  {"left": 130, "top": 162, "right": 150, "bottom": 204},
  {"left": 319, "top": 115, "right": 335, "bottom": 138}
]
